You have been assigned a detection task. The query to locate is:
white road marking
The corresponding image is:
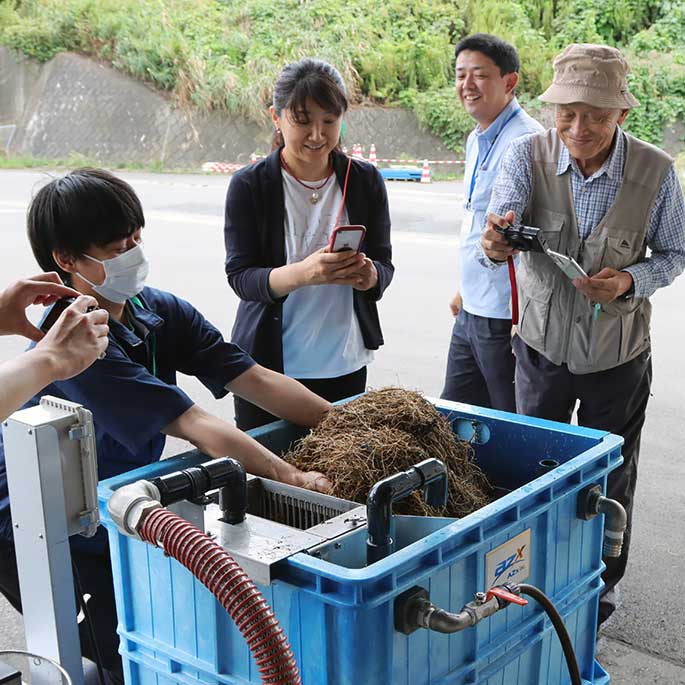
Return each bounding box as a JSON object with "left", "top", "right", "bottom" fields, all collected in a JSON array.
[{"left": 145, "top": 210, "right": 459, "bottom": 247}]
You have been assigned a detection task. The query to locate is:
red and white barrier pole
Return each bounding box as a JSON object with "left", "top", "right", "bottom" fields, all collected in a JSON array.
[
  {"left": 201, "top": 151, "right": 465, "bottom": 175},
  {"left": 420, "top": 159, "right": 431, "bottom": 184}
]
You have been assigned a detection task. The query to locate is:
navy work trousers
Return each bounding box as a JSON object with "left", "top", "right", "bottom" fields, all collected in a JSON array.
[
  {"left": 441, "top": 310, "right": 516, "bottom": 412},
  {"left": 234, "top": 366, "right": 367, "bottom": 431},
  {"left": 513, "top": 335, "right": 652, "bottom": 624}
]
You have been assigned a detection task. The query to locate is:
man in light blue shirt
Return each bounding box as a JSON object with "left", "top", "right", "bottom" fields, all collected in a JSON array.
[{"left": 441, "top": 34, "right": 542, "bottom": 410}]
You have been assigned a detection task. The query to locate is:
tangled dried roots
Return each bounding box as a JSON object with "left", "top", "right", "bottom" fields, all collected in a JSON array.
[{"left": 286, "top": 388, "right": 491, "bottom": 518}]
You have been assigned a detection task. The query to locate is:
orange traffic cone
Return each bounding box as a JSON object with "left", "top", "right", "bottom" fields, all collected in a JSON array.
[
  {"left": 420, "top": 159, "right": 431, "bottom": 184},
  {"left": 369, "top": 143, "right": 377, "bottom": 167}
]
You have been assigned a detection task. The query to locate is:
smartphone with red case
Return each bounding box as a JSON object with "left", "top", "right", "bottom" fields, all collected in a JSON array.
[{"left": 328, "top": 225, "right": 366, "bottom": 253}]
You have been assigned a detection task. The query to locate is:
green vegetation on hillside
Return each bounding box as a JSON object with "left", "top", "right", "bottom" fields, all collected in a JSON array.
[{"left": 1, "top": 0, "right": 685, "bottom": 153}]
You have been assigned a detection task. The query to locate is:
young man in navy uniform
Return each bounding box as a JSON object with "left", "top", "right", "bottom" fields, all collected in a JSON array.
[{"left": 0, "top": 168, "right": 332, "bottom": 681}]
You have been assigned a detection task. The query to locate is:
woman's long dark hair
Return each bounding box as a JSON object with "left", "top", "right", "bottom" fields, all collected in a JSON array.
[{"left": 271, "top": 58, "right": 348, "bottom": 151}]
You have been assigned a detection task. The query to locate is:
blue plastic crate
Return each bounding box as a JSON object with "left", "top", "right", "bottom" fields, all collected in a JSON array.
[
  {"left": 98, "top": 399, "right": 622, "bottom": 685},
  {"left": 379, "top": 167, "right": 422, "bottom": 182}
]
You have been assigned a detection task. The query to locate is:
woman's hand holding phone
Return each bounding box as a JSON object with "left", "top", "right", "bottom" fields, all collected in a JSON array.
[
  {"left": 268, "top": 249, "right": 365, "bottom": 298},
  {"left": 350, "top": 256, "right": 378, "bottom": 291},
  {"left": 268, "top": 223, "right": 375, "bottom": 296},
  {"left": 297, "top": 248, "right": 366, "bottom": 287},
  {"left": 324, "top": 224, "right": 376, "bottom": 290}
]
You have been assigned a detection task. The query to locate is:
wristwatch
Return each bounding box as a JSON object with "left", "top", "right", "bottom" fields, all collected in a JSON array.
[{"left": 620, "top": 281, "right": 635, "bottom": 300}]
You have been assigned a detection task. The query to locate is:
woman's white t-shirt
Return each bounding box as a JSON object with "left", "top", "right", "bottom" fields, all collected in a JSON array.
[{"left": 281, "top": 168, "right": 374, "bottom": 379}]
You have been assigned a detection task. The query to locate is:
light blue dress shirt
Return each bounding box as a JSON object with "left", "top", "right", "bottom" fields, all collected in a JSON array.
[{"left": 459, "top": 97, "right": 543, "bottom": 319}]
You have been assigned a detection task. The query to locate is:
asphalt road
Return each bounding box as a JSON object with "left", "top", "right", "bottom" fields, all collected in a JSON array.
[{"left": 0, "top": 169, "right": 683, "bottom": 684}]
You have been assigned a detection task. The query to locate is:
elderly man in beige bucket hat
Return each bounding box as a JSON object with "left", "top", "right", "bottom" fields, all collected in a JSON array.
[{"left": 480, "top": 43, "right": 685, "bottom": 629}]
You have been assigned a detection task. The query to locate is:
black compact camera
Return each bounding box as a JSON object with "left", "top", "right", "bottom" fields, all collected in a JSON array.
[
  {"left": 495, "top": 224, "right": 548, "bottom": 253},
  {"left": 40, "top": 297, "right": 97, "bottom": 334}
]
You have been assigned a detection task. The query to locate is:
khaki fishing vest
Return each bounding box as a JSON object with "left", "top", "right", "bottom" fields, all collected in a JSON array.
[{"left": 517, "top": 129, "right": 671, "bottom": 374}]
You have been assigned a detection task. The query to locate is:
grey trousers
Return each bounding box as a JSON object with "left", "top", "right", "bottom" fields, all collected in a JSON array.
[
  {"left": 441, "top": 309, "right": 516, "bottom": 412},
  {"left": 513, "top": 334, "right": 652, "bottom": 624}
]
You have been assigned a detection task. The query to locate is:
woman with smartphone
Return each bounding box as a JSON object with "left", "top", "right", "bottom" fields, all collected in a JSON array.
[{"left": 224, "top": 58, "right": 394, "bottom": 430}]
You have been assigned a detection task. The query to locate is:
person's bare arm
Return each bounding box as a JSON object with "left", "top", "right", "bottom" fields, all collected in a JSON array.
[
  {"left": 0, "top": 297, "right": 109, "bottom": 421},
  {"left": 0, "top": 349, "right": 65, "bottom": 422},
  {"left": 162, "top": 404, "right": 330, "bottom": 492},
  {"left": 227, "top": 365, "right": 331, "bottom": 427}
]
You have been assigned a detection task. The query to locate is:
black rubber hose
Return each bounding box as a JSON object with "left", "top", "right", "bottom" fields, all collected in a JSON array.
[
  {"left": 72, "top": 560, "right": 107, "bottom": 685},
  {"left": 516, "top": 584, "right": 582, "bottom": 685}
]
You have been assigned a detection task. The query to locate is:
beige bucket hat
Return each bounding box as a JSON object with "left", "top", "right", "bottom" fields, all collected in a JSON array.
[{"left": 540, "top": 43, "right": 640, "bottom": 109}]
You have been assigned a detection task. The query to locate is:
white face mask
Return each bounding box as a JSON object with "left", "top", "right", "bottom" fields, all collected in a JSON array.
[{"left": 78, "top": 243, "right": 149, "bottom": 304}]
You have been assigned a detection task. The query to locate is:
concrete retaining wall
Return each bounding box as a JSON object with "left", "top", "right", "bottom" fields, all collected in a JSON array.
[{"left": 0, "top": 47, "right": 459, "bottom": 167}]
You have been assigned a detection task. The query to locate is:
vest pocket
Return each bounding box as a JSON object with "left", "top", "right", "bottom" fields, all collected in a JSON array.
[
  {"left": 603, "top": 235, "right": 644, "bottom": 271},
  {"left": 519, "top": 292, "right": 550, "bottom": 349},
  {"left": 620, "top": 305, "right": 651, "bottom": 361},
  {"left": 588, "top": 306, "right": 623, "bottom": 366},
  {"left": 530, "top": 208, "right": 565, "bottom": 252}
]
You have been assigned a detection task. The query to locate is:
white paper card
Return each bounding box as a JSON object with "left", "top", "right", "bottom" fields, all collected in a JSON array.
[{"left": 485, "top": 529, "right": 531, "bottom": 588}]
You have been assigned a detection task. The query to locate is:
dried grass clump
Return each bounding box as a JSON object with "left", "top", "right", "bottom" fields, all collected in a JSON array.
[{"left": 286, "top": 388, "right": 491, "bottom": 517}]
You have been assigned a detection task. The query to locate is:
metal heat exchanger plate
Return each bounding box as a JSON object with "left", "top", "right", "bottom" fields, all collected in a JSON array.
[{"left": 204, "top": 503, "right": 367, "bottom": 585}]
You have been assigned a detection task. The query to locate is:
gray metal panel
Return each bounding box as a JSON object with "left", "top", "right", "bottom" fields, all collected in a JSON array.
[
  {"left": 203, "top": 503, "right": 367, "bottom": 585},
  {"left": 2, "top": 400, "right": 89, "bottom": 685}
]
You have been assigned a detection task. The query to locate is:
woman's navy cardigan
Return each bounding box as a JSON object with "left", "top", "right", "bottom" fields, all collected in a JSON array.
[{"left": 223, "top": 147, "right": 394, "bottom": 374}]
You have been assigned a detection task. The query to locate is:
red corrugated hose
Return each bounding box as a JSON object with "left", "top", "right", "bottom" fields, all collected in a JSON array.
[{"left": 139, "top": 508, "right": 301, "bottom": 685}]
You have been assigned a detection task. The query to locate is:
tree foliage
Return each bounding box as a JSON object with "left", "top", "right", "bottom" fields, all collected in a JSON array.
[{"left": 1, "top": 0, "right": 684, "bottom": 153}]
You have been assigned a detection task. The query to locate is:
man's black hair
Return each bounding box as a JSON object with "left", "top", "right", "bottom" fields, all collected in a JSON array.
[
  {"left": 27, "top": 168, "right": 145, "bottom": 279},
  {"left": 455, "top": 33, "right": 520, "bottom": 75}
]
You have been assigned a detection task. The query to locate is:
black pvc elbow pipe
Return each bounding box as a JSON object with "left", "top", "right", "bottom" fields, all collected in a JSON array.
[
  {"left": 366, "top": 458, "right": 448, "bottom": 565},
  {"left": 424, "top": 606, "right": 475, "bottom": 633},
  {"left": 149, "top": 457, "right": 247, "bottom": 524}
]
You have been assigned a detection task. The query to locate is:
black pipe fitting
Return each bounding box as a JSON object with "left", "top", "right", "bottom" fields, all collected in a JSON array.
[
  {"left": 537, "top": 458, "right": 560, "bottom": 476},
  {"left": 366, "top": 458, "right": 448, "bottom": 565},
  {"left": 394, "top": 583, "right": 523, "bottom": 635},
  {"left": 149, "top": 457, "right": 247, "bottom": 524}
]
